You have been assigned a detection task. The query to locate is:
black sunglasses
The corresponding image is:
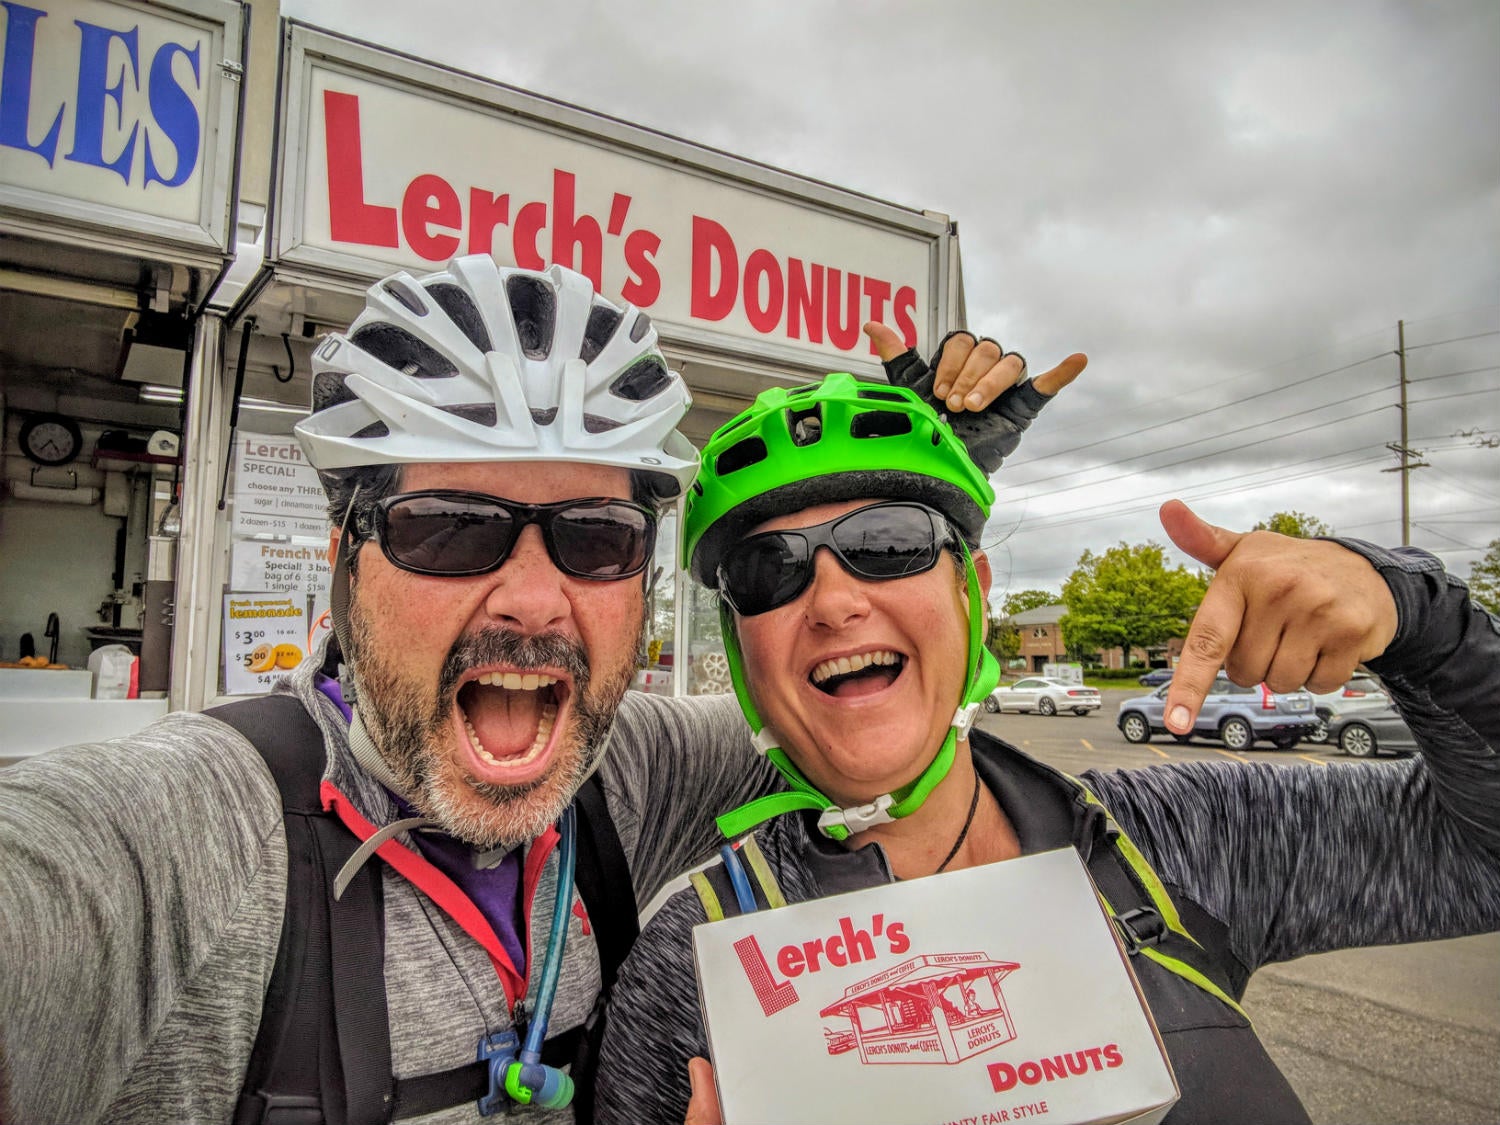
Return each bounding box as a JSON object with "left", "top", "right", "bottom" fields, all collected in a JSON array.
[
  {"left": 371, "top": 490, "right": 657, "bottom": 580},
  {"left": 717, "top": 501, "right": 954, "bottom": 616}
]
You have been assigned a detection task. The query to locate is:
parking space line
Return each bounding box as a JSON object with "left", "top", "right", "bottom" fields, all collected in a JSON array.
[
  {"left": 1142, "top": 744, "right": 1170, "bottom": 759},
  {"left": 1212, "top": 747, "right": 1251, "bottom": 763},
  {"left": 1081, "top": 739, "right": 1095, "bottom": 751},
  {"left": 1297, "top": 754, "right": 1328, "bottom": 767}
]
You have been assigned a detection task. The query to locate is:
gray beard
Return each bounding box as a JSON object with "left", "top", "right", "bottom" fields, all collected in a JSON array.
[{"left": 347, "top": 603, "right": 641, "bottom": 849}]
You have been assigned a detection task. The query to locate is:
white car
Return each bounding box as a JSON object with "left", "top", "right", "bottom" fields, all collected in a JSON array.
[{"left": 984, "top": 677, "right": 1102, "bottom": 716}]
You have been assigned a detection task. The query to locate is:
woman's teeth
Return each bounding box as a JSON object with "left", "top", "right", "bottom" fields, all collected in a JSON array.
[
  {"left": 810, "top": 650, "right": 900, "bottom": 685},
  {"left": 467, "top": 703, "right": 557, "bottom": 765}
]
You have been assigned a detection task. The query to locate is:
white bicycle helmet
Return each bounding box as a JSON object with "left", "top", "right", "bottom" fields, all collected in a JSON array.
[{"left": 295, "top": 257, "right": 697, "bottom": 498}]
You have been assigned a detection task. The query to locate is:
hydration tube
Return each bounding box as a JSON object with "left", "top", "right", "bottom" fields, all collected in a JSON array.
[{"left": 486, "top": 806, "right": 577, "bottom": 1111}]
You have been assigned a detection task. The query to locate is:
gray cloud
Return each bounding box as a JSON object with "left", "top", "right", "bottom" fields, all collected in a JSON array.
[{"left": 283, "top": 0, "right": 1500, "bottom": 593}]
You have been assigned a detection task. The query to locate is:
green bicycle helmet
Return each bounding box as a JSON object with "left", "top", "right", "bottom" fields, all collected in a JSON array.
[{"left": 685, "top": 373, "right": 1002, "bottom": 841}]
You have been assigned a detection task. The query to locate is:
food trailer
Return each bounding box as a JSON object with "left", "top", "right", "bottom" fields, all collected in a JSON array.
[
  {"left": 188, "top": 17, "right": 966, "bottom": 710},
  {"left": 819, "top": 953, "right": 1021, "bottom": 1065},
  {"left": 3, "top": 5, "right": 966, "bottom": 738},
  {"left": 0, "top": 0, "right": 246, "bottom": 752}
]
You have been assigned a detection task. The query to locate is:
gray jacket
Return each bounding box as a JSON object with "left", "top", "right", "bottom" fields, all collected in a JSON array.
[{"left": 0, "top": 653, "right": 767, "bottom": 1125}]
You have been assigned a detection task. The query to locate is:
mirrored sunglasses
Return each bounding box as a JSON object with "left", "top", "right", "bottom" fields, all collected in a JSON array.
[
  {"left": 372, "top": 490, "right": 656, "bottom": 580},
  {"left": 717, "top": 501, "right": 953, "bottom": 616}
]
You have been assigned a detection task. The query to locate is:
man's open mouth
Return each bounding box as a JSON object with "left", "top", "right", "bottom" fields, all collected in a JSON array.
[
  {"left": 810, "top": 650, "right": 905, "bottom": 698},
  {"left": 456, "top": 670, "right": 569, "bottom": 773}
]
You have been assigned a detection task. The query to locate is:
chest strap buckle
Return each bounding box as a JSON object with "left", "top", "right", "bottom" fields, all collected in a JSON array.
[{"left": 1114, "top": 907, "right": 1167, "bottom": 954}]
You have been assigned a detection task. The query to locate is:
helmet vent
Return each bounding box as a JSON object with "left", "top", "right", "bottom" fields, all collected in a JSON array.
[
  {"left": 312, "top": 370, "right": 356, "bottom": 412},
  {"left": 609, "top": 356, "right": 672, "bottom": 402},
  {"left": 505, "top": 275, "right": 557, "bottom": 359},
  {"left": 350, "top": 324, "right": 458, "bottom": 379},
  {"left": 850, "top": 410, "right": 913, "bottom": 439},
  {"left": 715, "top": 436, "right": 767, "bottom": 476},
  {"left": 381, "top": 279, "right": 428, "bottom": 316},
  {"left": 629, "top": 311, "right": 653, "bottom": 343},
  {"left": 584, "top": 413, "right": 623, "bottom": 434},
  {"left": 530, "top": 408, "right": 558, "bottom": 426},
  {"left": 444, "top": 403, "right": 498, "bottom": 426},
  {"left": 582, "top": 304, "right": 623, "bottom": 362},
  {"left": 426, "top": 282, "right": 491, "bottom": 353},
  {"left": 352, "top": 419, "right": 390, "bottom": 439},
  {"left": 787, "top": 405, "right": 823, "bottom": 447}
]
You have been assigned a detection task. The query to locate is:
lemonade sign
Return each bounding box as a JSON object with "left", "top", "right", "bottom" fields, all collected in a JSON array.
[{"left": 223, "top": 593, "right": 309, "bottom": 695}]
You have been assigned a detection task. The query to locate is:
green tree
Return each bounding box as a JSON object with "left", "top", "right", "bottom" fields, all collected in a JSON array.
[
  {"left": 1060, "top": 542, "right": 1209, "bottom": 662},
  {"left": 1469, "top": 538, "right": 1500, "bottom": 615},
  {"left": 986, "top": 616, "right": 1021, "bottom": 663},
  {"left": 1253, "top": 510, "right": 1334, "bottom": 538},
  {"left": 1001, "top": 588, "right": 1060, "bottom": 617}
]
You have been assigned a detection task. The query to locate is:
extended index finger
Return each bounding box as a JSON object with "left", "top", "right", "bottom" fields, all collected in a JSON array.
[{"left": 1164, "top": 579, "right": 1246, "bottom": 733}]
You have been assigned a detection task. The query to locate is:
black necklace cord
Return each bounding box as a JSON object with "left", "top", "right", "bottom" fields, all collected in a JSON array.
[{"left": 934, "top": 770, "right": 983, "bottom": 874}]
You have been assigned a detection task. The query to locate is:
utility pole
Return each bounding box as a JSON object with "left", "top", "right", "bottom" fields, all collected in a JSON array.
[{"left": 1382, "top": 319, "right": 1429, "bottom": 546}]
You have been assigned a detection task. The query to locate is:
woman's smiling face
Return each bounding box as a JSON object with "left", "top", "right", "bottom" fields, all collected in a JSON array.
[{"left": 732, "top": 498, "right": 988, "bottom": 806}]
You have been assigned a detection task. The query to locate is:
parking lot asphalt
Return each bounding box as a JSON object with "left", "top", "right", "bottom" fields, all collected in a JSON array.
[{"left": 977, "top": 687, "right": 1500, "bottom": 1125}]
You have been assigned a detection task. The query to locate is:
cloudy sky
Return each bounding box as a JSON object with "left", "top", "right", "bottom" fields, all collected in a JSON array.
[{"left": 282, "top": 0, "right": 1499, "bottom": 599}]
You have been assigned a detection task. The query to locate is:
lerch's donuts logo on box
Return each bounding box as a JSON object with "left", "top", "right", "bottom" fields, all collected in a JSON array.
[{"left": 732, "top": 912, "right": 1025, "bottom": 1066}]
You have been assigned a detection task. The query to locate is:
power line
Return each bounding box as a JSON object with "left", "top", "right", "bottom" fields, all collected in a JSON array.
[
  {"left": 1011, "top": 349, "right": 1392, "bottom": 471},
  {"left": 1008, "top": 402, "right": 1395, "bottom": 501},
  {"left": 1340, "top": 506, "right": 1496, "bottom": 531},
  {"left": 1013, "top": 314, "right": 1498, "bottom": 473},
  {"left": 1411, "top": 523, "right": 1482, "bottom": 549},
  {"left": 997, "top": 442, "right": 1384, "bottom": 535},
  {"left": 1405, "top": 330, "right": 1500, "bottom": 351},
  {"left": 993, "top": 436, "right": 1479, "bottom": 538},
  {"left": 1408, "top": 386, "right": 1500, "bottom": 408},
  {"left": 1012, "top": 385, "right": 1399, "bottom": 491},
  {"left": 1423, "top": 464, "right": 1500, "bottom": 505},
  {"left": 995, "top": 451, "right": 1391, "bottom": 539},
  {"left": 1408, "top": 364, "right": 1500, "bottom": 384}
]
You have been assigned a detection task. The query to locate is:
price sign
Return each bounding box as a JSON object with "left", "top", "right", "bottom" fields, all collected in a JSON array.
[
  {"left": 223, "top": 593, "right": 309, "bottom": 695},
  {"left": 231, "top": 539, "right": 333, "bottom": 595},
  {"left": 230, "top": 432, "right": 330, "bottom": 539}
]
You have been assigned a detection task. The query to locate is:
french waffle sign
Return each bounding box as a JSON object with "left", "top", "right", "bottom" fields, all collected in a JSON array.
[{"left": 692, "top": 848, "right": 1177, "bottom": 1125}]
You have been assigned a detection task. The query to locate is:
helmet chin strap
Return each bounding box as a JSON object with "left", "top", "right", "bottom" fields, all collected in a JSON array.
[
  {"left": 329, "top": 485, "right": 364, "bottom": 710},
  {"left": 714, "top": 540, "right": 1000, "bottom": 843}
]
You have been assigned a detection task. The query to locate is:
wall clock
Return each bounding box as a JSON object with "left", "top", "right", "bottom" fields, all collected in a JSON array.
[{"left": 18, "top": 414, "right": 83, "bottom": 467}]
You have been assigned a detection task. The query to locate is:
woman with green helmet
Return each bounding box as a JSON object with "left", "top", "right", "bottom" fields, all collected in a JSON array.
[
  {"left": 595, "top": 343, "right": 1500, "bottom": 1125},
  {"left": 681, "top": 371, "right": 1009, "bottom": 854}
]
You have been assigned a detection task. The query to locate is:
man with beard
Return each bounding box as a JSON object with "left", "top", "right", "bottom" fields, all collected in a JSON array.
[{"left": 0, "top": 257, "right": 1075, "bottom": 1125}]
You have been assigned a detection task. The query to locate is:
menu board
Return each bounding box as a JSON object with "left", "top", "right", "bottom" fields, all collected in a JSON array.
[
  {"left": 230, "top": 539, "right": 332, "bottom": 595},
  {"left": 230, "top": 432, "right": 329, "bottom": 539}
]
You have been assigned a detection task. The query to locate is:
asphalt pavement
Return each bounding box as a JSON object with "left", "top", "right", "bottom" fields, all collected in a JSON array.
[{"left": 978, "top": 689, "right": 1500, "bottom": 1125}]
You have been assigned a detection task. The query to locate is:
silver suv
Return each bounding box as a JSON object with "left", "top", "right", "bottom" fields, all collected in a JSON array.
[{"left": 1117, "top": 675, "right": 1317, "bottom": 751}]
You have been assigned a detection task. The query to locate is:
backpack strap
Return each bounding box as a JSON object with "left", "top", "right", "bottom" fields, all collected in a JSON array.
[
  {"left": 217, "top": 696, "right": 639, "bottom": 1122},
  {"left": 540, "top": 772, "right": 639, "bottom": 1124},
  {"left": 572, "top": 772, "right": 640, "bottom": 989},
  {"left": 1067, "top": 776, "right": 1249, "bottom": 1021},
  {"left": 215, "top": 694, "right": 395, "bottom": 1125},
  {"left": 690, "top": 835, "right": 785, "bottom": 921}
]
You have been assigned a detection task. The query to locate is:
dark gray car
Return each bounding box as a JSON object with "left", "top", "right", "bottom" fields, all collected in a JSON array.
[
  {"left": 1117, "top": 675, "right": 1317, "bottom": 751},
  {"left": 1327, "top": 703, "right": 1419, "bottom": 758}
]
